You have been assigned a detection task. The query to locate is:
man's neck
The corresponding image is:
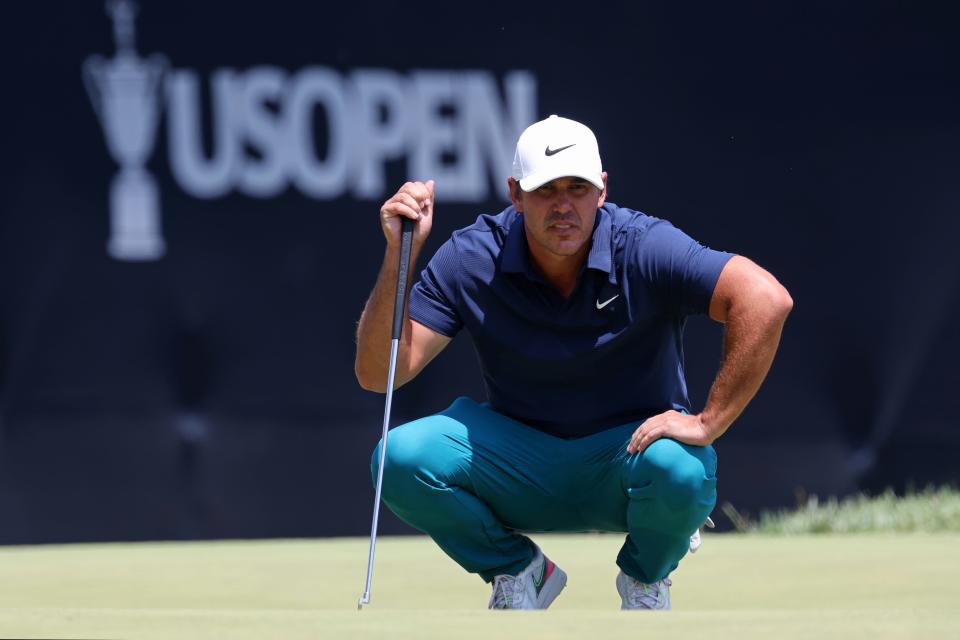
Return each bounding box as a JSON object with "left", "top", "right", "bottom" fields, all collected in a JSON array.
[{"left": 526, "top": 241, "right": 589, "bottom": 298}]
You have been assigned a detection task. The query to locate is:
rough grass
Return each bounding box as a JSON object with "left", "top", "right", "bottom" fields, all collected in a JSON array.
[
  {"left": 725, "top": 485, "right": 960, "bottom": 534},
  {"left": 0, "top": 532, "right": 956, "bottom": 639}
]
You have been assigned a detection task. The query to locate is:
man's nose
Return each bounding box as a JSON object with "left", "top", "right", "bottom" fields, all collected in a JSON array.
[{"left": 551, "top": 191, "right": 573, "bottom": 212}]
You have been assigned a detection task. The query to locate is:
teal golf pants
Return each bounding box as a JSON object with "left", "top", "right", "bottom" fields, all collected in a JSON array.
[{"left": 371, "top": 397, "right": 717, "bottom": 583}]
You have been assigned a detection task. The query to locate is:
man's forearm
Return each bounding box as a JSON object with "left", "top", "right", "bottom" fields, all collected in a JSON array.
[
  {"left": 698, "top": 295, "right": 792, "bottom": 440},
  {"left": 354, "top": 244, "right": 421, "bottom": 391}
]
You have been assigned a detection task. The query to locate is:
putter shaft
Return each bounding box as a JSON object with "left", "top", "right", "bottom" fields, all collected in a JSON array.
[
  {"left": 358, "top": 338, "right": 400, "bottom": 609},
  {"left": 358, "top": 216, "right": 414, "bottom": 610}
]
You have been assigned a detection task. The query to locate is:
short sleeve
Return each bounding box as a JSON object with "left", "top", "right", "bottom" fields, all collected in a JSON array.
[
  {"left": 635, "top": 220, "right": 735, "bottom": 315},
  {"left": 408, "top": 237, "right": 463, "bottom": 337}
]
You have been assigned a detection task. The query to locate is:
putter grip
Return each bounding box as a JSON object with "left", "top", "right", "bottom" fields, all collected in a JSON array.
[{"left": 391, "top": 217, "right": 415, "bottom": 340}]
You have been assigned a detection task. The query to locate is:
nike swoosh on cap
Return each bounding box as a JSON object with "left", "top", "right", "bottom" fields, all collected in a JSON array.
[{"left": 544, "top": 143, "right": 575, "bottom": 156}]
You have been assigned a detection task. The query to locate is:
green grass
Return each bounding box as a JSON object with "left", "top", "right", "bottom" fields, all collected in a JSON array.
[
  {"left": 0, "top": 532, "right": 957, "bottom": 639},
  {"left": 728, "top": 485, "right": 960, "bottom": 534}
]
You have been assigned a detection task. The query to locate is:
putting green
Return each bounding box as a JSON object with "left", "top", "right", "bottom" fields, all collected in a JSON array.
[{"left": 0, "top": 533, "right": 955, "bottom": 639}]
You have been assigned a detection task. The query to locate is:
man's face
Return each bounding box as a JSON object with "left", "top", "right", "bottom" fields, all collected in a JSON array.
[{"left": 509, "top": 174, "right": 608, "bottom": 260}]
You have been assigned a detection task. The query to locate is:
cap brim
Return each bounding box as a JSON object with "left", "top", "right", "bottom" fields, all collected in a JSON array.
[{"left": 518, "top": 170, "right": 604, "bottom": 192}]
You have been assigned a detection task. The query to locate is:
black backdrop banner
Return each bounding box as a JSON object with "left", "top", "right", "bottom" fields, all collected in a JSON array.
[{"left": 2, "top": 1, "right": 958, "bottom": 542}]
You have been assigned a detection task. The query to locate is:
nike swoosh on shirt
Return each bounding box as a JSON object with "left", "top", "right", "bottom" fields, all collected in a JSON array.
[
  {"left": 544, "top": 144, "right": 575, "bottom": 156},
  {"left": 596, "top": 294, "right": 619, "bottom": 309}
]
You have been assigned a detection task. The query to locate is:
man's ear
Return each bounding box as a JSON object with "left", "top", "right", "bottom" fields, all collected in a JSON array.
[
  {"left": 507, "top": 177, "right": 524, "bottom": 212},
  {"left": 597, "top": 171, "right": 608, "bottom": 207}
]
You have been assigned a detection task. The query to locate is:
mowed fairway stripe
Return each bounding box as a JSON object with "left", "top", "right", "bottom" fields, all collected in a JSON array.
[{"left": 0, "top": 534, "right": 955, "bottom": 639}]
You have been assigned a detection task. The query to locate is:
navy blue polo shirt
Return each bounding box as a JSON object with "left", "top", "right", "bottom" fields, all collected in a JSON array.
[{"left": 408, "top": 202, "right": 735, "bottom": 438}]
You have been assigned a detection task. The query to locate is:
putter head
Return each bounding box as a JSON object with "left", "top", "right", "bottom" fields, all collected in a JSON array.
[{"left": 358, "top": 593, "right": 370, "bottom": 610}]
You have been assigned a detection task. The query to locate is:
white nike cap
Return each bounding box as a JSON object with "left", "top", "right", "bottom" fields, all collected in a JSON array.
[{"left": 512, "top": 115, "right": 603, "bottom": 192}]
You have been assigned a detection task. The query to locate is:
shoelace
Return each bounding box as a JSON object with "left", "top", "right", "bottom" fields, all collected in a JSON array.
[
  {"left": 489, "top": 574, "right": 526, "bottom": 609},
  {"left": 624, "top": 577, "right": 672, "bottom": 609}
]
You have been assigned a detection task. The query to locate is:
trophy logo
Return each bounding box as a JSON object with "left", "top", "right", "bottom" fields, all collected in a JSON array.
[{"left": 83, "top": 0, "right": 167, "bottom": 261}]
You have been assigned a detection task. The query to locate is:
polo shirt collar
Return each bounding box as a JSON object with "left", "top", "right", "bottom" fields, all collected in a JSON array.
[
  {"left": 501, "top": 209, "right": 528, "bottom": 274},
  {"left": 500, "top": 205, "right": 617, "bottom": 284},
  {"left": 587, "top": 205, "right": 615, "bottom": 282}
]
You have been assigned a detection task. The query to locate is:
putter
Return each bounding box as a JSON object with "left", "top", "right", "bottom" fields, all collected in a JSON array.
[{"left": 358, "top": 216, "right": 415, "bottom": 610}]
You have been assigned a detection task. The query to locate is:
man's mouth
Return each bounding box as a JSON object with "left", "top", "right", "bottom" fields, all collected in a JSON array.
[{"left": 547, "top": 218, "right": 578, "bottom": 231}]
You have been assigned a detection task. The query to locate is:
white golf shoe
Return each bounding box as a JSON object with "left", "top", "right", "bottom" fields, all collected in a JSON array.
[
  {"left": 488, "top": 545, "right": 567, "bottom": 609},
  {"left": 689, "top": 515, "right": 715, "bottom": 553},
  {"left": 616, "top": 570, "right": 672, "bottom": 610}
]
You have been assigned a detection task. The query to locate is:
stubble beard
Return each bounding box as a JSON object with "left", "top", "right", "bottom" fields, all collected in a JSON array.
[{"left": 530, "top": 226, "right": 588, "bottom": 258}]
